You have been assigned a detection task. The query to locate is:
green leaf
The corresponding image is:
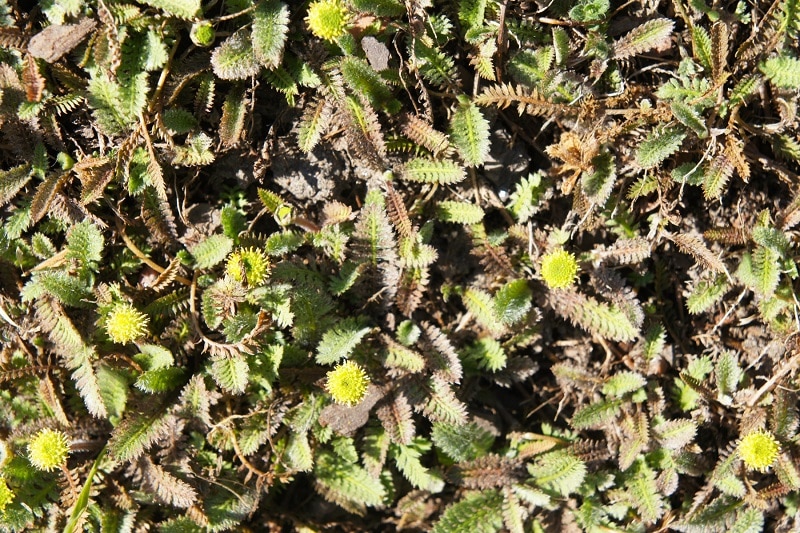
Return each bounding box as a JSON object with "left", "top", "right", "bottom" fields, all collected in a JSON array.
[
  {"left": 602, "top": 371, "right": 646, "bottom": 398},
  {"left": 691, "top": 25, "right": 712, "bottom": 70},
  {"left": 687, "top": 274, "right": 729, "bottom": 314},
  {"left": 637, "top": 126, "right": 686, "bottom": 169},
  {"left": 392, "top": 439, "right": 445, "bottom": 492},
  {"left": 529, "top": 449, "right": 587, "bottom": 496},
  {"left": 493, "top": 279, "right": 532, "bottom": 326},
  {"left": 432, "top": 421, "right": 494, "bottom": 461},
  {"left": 210, "top": 353, "right": 249, "bottom": 394},
  {"left": 401, "top": 158, "right": 466, "bottom": 185},
  {"left": 462, "top": 287, "right": 503, "bottom": 334},
  {"left": 715, "top": 352, "right": 742, "bottom": 400},
  {"left": 437, "top": 200, "right": 485, "bottom": 224},
  {"left": 0, "top": 164, "right": 32, "bottom": 207},
  {"left": 671, "top": 101, "right": 708, "bottom": 138},
  {"left": 432, "top": 490, "right": 504, "bottom": 533},
  {"left": 613, "top": 18, "right": 674, "bottom": 60},
  {"left": 108, "top": 410, "right": 171, "bottom": 462},
  {"left": 340, "top": 57, "right": 399, "bottom": 113},
  {"left": 507, "top": 172, "right": 549, "bottom": 222},
  {"left": 571, "top": 398, "right": 624, "bottom": 429},
  {"left": 462, "top": 337, "right": 506, "bottom": 372},
  {"left": 449, "top": 97, "right": 491, "bottom": 167},
  {"left": 316, "top": 317, "right": 371, "bottom": 365},
  {"left": 625, "top": 458, "right": 664, "bottom": 523},
  {"left": 190, "top": 234, "right": 234, "bottom": 269},
  {"left": 314, "top": 449, "right": 386, "bottom": 510},
  {"left": 66, "top": 221, "right": 103, "bottom": 266},
  {"left": 581, "top": 151, "right": 616, "bottom": 205},
  {"left": 251, "top": 0, "right": 289, "bottom": 69},
  {"left": 136, "top": 367, "right": 185, "bottom": 393},
  {"left": 760, "top": 55, "right": 800, "bottom": 89},
  {"left": 137, "top": 0, "right": 200, "bottom": 18},
  {"left": 211, "top": 31, "right": 260, "bottom": 80}
]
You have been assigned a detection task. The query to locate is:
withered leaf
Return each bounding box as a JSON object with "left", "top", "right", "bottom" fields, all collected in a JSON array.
[{"left": 28, "top": 18, "right": 96, "bottom": 63}]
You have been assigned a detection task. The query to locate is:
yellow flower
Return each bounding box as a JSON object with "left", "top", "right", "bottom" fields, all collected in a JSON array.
[
  {"left": 540, "top": 248, "right": 579, "bottom": 289},
  {"left": 105, "top": 302, "right": 149, "bottom": 344},
  {"left": 306, "top": 0, "right": 350, "bottom": 41},
  {"left": 0, "top": 477, "right": 13, "bottom": 516},
  {"left": 28, "top": 429, "right": 70, "bottom": 472},
  {"left": 226, "top": 247, "right": 270, "bottom": 286},
  {"left": 738, "top": 430, "right": 780, "bottom": 472},
  {"left": 325, "top": 361, "right": 370, "bottom": 406}
]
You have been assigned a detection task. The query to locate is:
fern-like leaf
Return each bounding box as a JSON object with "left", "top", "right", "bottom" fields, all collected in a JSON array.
[
  {"left": 475, "top": 83, "right": 569, "bottom": 117},
  {"left": 637, "top": 126, "right": 686, "bottom": 169},
  {"left": 252, "top": 0, "right": 289, "bottom": 69},
  {"left": 314, "top": 449, "right": 386, "bottom": 513},
  {"left": 392, "top": 439, "right": 445, "bottom": 492},
  {"left": 109, "top": 410, "right": 173, "bottom": 462},
  {"left": 316, "top": 317, "right": 371, "bottom": 365},
  {"left": 613, "top": 18, "right": 674, "bottom": 59},
  {"left": 668, "top": 233, "right": 727, "bottom": 274},
  {"left": 401, "top": 158, "right": 466, "bottom": 184},
  {"left": 137, "top": 457, "right": 197, "bottom": 508},
  {"left": 0, "top": 164, "right": 32, "bottom": 207},
  {"left": 760, "top": 55, "right": 800, "bottom": 89},
  {"left": 401, "top": 114, "right": 451, "bottom": 156},
  {"left": 210, "top": 352, "right": 249, "bottom": 394},
  {"left": 449, "top": 97, "right": 490, "bottom": 167},
  {"left": 686, "top": 274, "right": 729, "bottom": 314},
  {"left": 571, "top": 398, "right": 623, "bottom": 429},
  {"left": 431, "top": 490, "right": 504, "bottom": 533},
  {"left": 702, "top": 152, "right": 735, "bottom": 199},
  {"left": 437, "top": 200, "right": 485, "bottom": 224},
  {"left": 431, "top": 421, "right": 494, "bottom": 462},
  {"left": 528, "top": 449, "right": 587, "bottom": 496}
]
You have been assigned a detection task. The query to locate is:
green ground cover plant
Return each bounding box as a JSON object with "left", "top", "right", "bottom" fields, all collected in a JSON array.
[{"left": 0, "top": 0, "right": 799, "bottom": 530}]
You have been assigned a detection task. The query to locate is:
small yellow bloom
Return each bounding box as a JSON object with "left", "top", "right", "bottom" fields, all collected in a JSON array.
[
  {"left": 540, "top": 248, "right": 579, "bottom": 289},
  {"left": 0, "top": 477, "right": 13, "bottom": 515},
  {"left": 306, "top": 0, "right": 350, "bottom": 41},
  {"left": 325, "top": 361, "right": 370, "bottom": 406},
  {"left": 28, "top": 429, "right": 70, "bottom": 472},
  {"left": 226, "top": 247, "right": 270, "bottom": 286},
  {"left": 105, "top": 303, "right": 149, "bottom": 344},
  {"left": 738, "top": 430, "right": 780, "bottom": 472}
]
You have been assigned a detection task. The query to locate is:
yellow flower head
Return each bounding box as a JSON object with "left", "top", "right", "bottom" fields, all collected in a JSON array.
[
  {"left": 226, "top": 247, "right": 270, "bottom": 286},
  {"left": 105, "top": 302, "right": 149, "bottom": 344},
  {"left": 540, "top": 248, "right": 579, "bottom": 289},
  {"left": 325, "top": 360, "right": 370, "bottom": 406},
  {"left": 738, "top": 430, "right": 780, "bottom": 472},
  {"left": 0, "top": 477, "right": 13, "bottom": 516},
  {"left": 28, "top": 429, "right": 70, "bottom": 472},
  {"left": 306, "top": 0, "right": 350, "bottom": 41}
]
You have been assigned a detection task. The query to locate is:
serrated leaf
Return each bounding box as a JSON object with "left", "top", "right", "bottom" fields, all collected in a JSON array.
[
  {"left": 211, "top": 31, "right": 260, "bottom": 80},
  {"left": 316, "top": 318, "right": 371, "bottom": 365},
  {"left": 493, "top": 279, "right": 532, "bottom": 326},
  {"left": 137, "top": 0, "right": 200, "bottom": 18},
  {"left": 251, "top": 0, "right": 289, "bottom": 69},
  {"left": 401, "top": 158, "right": 466, "bottom": 185},
  {"left": 437, "top": 200, "right": 485, "bottom": 224},
  {"left": 190, "top": 234, "right": 233, "bottom": 269},
  {"left": 614, "top": 18, "right": 674, "bottom": 60},
  {"left": 210, "top": 353, "right": 249, "bottom": 394},
  {"left": 760, "top": 55, "right": 800, "bottom": 89},
  {"left": 671, "top": 101, "right": 708, "bottom": 138},
  {"left": 637, "top": 126, "right": 686, "bottom": 169},
  {"left": 449, "top": 98, "right": 490, "bottom": 167}
]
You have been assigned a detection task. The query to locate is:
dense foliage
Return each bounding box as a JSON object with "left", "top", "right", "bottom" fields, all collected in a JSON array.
[{"left": 1, "top": 0, "right": 799, "bottom": 530}]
